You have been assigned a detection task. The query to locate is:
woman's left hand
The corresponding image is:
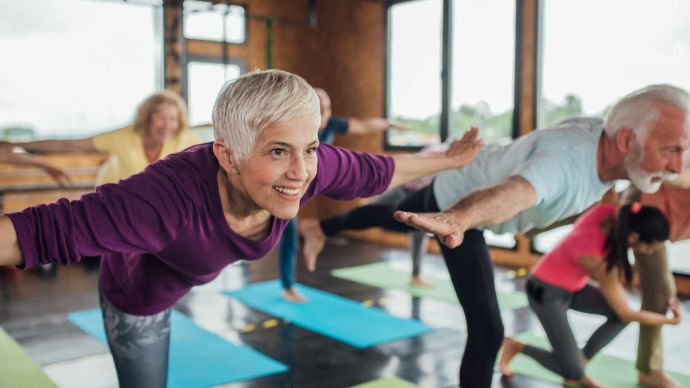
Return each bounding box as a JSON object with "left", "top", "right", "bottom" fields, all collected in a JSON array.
[
  {"left": 444, "top": 127, "right": 483, "bottom": 168},
  {"left": 668, "top": 297, "right": 683, "bottom": 324}
]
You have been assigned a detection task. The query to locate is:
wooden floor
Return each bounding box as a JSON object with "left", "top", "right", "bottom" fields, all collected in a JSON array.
[{"left": 1, "top": 237, "right": 688, "bottom": 388}]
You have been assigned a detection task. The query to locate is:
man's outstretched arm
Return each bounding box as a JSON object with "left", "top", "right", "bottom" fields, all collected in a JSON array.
[{"left": 394, "top": 175, "right": 537, "bottom": 248}]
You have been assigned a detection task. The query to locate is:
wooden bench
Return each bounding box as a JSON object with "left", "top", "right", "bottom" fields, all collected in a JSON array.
[{"left": 0, "top": 152, "right": 107, "bottom": 213}]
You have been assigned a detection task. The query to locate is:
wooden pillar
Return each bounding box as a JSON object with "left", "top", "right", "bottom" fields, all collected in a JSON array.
[
  {"left": 502, "top": 0, "right": 541, "bottom": 267},
  {"left": 163, "top": 0, "right": 185, "bottom": 97},
  {"left": 515, "top": 0, "right": 539, "bottom": 137}
]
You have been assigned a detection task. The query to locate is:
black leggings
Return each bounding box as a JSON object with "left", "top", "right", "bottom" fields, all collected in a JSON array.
[
  {"left": 321, "top": 184, "right": 503, "bottom": 387},
  {"left": 321, "top": 184, "right": 435, "bottom": 236}
]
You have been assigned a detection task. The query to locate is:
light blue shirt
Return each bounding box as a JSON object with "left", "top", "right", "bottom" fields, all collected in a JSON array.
[{"left": 433, "top": 118, "right": 613, "bottom": 235}]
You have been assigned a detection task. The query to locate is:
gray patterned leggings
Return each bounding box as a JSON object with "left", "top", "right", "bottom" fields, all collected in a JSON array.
[{"left": 99, "top": 293, "right": 171, "bottom": 388}]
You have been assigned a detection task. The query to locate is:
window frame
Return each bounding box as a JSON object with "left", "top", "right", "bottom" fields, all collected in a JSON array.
[
  {"left": 185, "top": 55, "right": 247, "bottom": 126},
  {"left": 384, "top": 0, "right": 522, "bottom": 152},
  {"left": 383, "top": 0, "right": 524, "bottom": 252},
  {"left": 182, "top": 1, "right": 249, "bottom": 45}
]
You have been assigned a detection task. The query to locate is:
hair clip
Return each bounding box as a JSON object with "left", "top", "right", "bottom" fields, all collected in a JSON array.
[{"left": 631, "top": 202, "right": 642, "bottom": 214}]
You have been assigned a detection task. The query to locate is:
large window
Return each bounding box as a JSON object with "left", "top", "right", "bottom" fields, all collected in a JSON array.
[
  {"left": 387, "top": 0, "right": 516, "bottom": 148},
  {"left": 451, "top": 0, "right": 515, "bottom": 146},
  {"left": 387, "top": 0, "right": 517, "bottom": 248},
  {"left": 536, "top": 0, "right": 690, "bottom": 274},
  {"left": 187, "top": 59, "right": 245, "bottom": 141},
  {"left": 539, "top": 0, "right": 690, "bottom": 129},
  {"left": 0, "top": 0, "right": 163, "bottom": 140},
  {"left": 387, "top": 0, "right": 442, "bottom": 147}
]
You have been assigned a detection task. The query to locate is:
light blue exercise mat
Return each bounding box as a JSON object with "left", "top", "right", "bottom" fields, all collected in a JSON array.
[
  {"left": 224, "top": 280, "right": 432, "bottom": 348},
  {"left": 68, "top": 308, "right": 287, "bottom": 388}
]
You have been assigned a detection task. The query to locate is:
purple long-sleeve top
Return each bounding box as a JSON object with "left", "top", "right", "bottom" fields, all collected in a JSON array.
[{"left": 8, "top": 143, "right": 394, "bottom": 315}]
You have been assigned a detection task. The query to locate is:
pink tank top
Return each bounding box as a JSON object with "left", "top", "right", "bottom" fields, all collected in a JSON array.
[{"left": 531, "top": 204, "right": 615, "bottom": 291}]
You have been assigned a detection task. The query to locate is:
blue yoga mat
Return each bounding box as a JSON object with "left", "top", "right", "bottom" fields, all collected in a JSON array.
[
  {"left": 224, "top": 280, "right": 432, "bottom": 348},
  {"left": 68, "top": 309, "right": 287, "bottom": 388}
]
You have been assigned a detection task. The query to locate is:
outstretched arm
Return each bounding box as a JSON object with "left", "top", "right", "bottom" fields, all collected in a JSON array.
[
  {"left": 346, "top": 118, "right": 410, "bottom": 135},
  {"left": 387, "top": 127, "right": 482, "bottom": 188},
  {"left": 16, "top": 137, "right": 97, "bottom": 153},
  {"left": 583, "top": 256, "right": 681, "bottom": 326},
  {"left": 0, "top": 216, "right": 22, "bottom": 267},
  {"left": 395, "top": 175, "right": 537, "bottom": 248},
  {"left": 0, "top": 141, "right": 71, "bottom": 186}
]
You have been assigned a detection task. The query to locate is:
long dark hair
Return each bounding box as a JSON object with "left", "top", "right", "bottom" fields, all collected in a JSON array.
[{"left": 604, "top": 204, "right": 669, "bottom": 285}]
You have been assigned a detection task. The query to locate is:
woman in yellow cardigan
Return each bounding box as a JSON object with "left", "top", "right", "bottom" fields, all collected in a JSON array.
[{"left": 15, "top": 90, "right": 201, "bottom": 184}]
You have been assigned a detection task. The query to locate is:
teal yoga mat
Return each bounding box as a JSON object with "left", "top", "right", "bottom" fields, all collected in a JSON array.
[
  {"left": 331, "top": 262, "right": 528, "bottom": 310},
  {"left": 68, "top": 309, "right": 287, "bottom": 387},
  {"left": 502, "top": 331, "right": 690, "bottom": 387},
  {"left": 224, "top": 280, "right": 432, "bottom": 348}
]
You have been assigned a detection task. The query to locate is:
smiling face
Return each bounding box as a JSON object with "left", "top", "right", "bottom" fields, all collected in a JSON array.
[
  {"left": 624, "top": 104, "right": 690, "bottom": 193},
  {"left": 146, "top": 103, "right": 180, "bottom": 145},
  {"left": 225, "top": 116, "right": 320, "bottom": 220}
]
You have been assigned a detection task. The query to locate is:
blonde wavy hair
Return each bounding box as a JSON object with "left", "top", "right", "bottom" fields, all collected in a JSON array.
[{"left": 132, "top": 90, "right": 189, "bottom": 136}]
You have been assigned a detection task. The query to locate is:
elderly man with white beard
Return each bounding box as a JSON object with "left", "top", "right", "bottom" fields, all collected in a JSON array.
[
  {"left": 392, "top": 83, "right": 690, "bottom": 388},
  {"left": 300, "top": 83, "right": 690, "bottom": 388}
]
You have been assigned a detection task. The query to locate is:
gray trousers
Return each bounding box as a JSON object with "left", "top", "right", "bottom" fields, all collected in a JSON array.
[
  {"left": 634, "top": 248, "right": 675, "bottom": 374},
  {"left": 376, "top": 186, "right": 428, "bottom": 277},
  {"left": 623, "top": 186, "right": 676, "bottom": 375},
  {"left": 523, "top": 276, "right": 628, "bottom": 381},
  {"left": 100, "top": 293, "right": 171, "bottom": 388}
]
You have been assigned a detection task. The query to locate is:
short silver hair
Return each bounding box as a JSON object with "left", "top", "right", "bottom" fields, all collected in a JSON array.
[
  {"left": 604, "top": 84, "right": 690, "bottom": 142},
  {"left": 212, "top": 69, "right": 321, "bottom": 164}
]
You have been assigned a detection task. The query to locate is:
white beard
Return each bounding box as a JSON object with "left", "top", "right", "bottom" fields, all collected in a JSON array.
[{"left": 624, "top": 144, "right": 678, "bottom": 193}]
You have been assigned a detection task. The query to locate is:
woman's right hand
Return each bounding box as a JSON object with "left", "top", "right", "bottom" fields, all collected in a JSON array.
[
  {"left": 668, "top": 297, "right": 683, "bottom": 325},
  {"left": 41, "top": 163, "right": 72, "bottom": 187}
]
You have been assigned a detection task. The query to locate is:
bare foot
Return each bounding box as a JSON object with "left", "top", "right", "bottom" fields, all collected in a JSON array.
[
  {"left": 639, "top": 372, "right": 683, "bottom": 388},
  {"left": 282, "top": 288, "right": 307, "bottom": 303},
  {"left": 577, "top": 374, "right": 603, "bottom": 388},
  {"left": 409, "top": 275, "right": 434, "bottom": 288},
  {"left": 499, "top": 336, "right": 524, "bottom": 377},
  {"left": 298, "top": 218, "right": 326, "bottom": 272}
]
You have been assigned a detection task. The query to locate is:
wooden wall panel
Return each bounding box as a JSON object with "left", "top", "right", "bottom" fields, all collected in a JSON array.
[
  {"left": 303, "top": 0, "right": 387, "bottom": 219},
  {"left": 188, "top": 0, "right": 387, "bottom": 219}
]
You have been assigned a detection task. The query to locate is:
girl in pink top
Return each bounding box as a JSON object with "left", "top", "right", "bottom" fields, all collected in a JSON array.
[{"left": 500, "top": 203, "right": 682, "bottom": 388}]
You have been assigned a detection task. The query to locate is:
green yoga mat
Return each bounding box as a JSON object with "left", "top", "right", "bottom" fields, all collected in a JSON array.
[
  {"left": 503, "top": 332, "right": 690, "bottom": 387},
  {"left": 351, "top": 376, "right": 417, "bottom": 388},
  {"left": 331, "top": 262, "right": 528, "bottom": 310},
  {"left": 0, "top": 326, "right": 57, "bottom": 388}
]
